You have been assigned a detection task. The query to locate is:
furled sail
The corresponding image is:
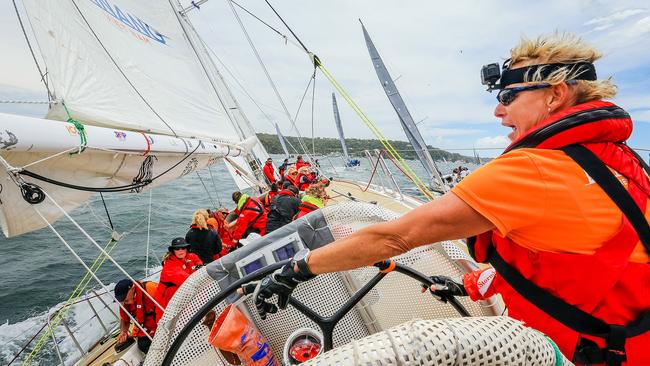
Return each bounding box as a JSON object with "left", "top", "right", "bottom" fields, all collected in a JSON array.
[{"left": 361, "top": 21, "right": 447, "bottom": 192}]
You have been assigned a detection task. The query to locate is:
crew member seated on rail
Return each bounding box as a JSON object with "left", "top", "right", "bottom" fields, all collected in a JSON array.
[
  {"left": 231, "top": 191, "right": 267, "bottom": 241},
  {"left": 295, "top": 155, "right": 310, "bottom": 171},
  {"left": 185, "top": 209, "right": 222, "bottom": 264},
  {"left": 260, "top": 182, "right": 279, "bottom": 212},
  {"left": 155, "top": 238, "right": 202, "bottom": 321},
  {"left": 207, "top": 208, "right": 237, "bottom": 257},
  {"left": 266, "top": 185, "right": 300, "bottom": 233},
  {"left": 114, "top": 279, "right": 159, "bottom": 354},
  {"left": 295, "top": 183, "right": 327, "bottom": 219}
]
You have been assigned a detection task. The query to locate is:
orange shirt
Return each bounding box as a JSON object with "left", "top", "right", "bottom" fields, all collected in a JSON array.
[{"left": 452, "top": 148, "right": 649, "bottom": 263}]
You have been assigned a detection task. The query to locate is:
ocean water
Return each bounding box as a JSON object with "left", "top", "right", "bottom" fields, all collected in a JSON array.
[{"left": 0, "top": 154, "right": 476, "bottom": 365}]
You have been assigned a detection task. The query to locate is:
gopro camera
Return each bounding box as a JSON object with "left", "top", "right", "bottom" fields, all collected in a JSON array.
[{"left": 481, "top": 63, "right": 501, "bottom": 91}]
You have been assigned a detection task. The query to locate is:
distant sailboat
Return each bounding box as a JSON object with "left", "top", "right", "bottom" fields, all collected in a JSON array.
[
  {"left": 331, "top": 93, "right": 360, "bottom": 167},
  {"left": 360, "top": 20, "right": 447, "bottom": 192},
  {"left": 275, "top": 122, "right": 290, "bottom": 157}
]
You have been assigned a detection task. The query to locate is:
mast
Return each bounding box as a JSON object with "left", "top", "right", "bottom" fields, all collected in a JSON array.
[
  {"left": 360, "top": 20, "right": 447, "bottom": 192},
  {"left": 332, "top": 93, "right": 350, "bottom": 161},
  {"left": 275, "top": 123, "right": 290, "bottom": 157}
]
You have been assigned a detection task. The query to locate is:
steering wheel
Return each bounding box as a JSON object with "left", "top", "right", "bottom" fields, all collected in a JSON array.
[{"left": 161, "top": 259, "right": 470, "bottom": 366}]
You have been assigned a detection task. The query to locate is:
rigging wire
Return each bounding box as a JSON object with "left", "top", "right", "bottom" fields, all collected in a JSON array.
[
  {"left": 21, "top": 237, "right": 121, "bottom": 365},
  {"left": 21, "top": 204, "right": 151, "bottom": 364},
  {"left": 36, "top": 189, "right": 164, "bottom": 312},
  {"left": 264, "top": 0, "right": 310, "bottom": 53},
  {"left": 311, "top": 72, "right": 317, "bottom": 156},
  {"left": 226, "top": 0, "right": 312, "bottom": 158},
  {"left": 11, "top": 0, "right": 53, "bottom": 102},
  {"left": 32, "top": 205, "right": 154, "bottom": 342},
  {"left": 201, "top": 39, "right": 301, "bottom": 155},
  {"left": 99, "top": 192, "right": 114, "bottom": 231},
  {"left": 68, "top": 0, "right": 178, "bottom": 137},
  {"left": 145, "top": 190, "right": 153, "bottom": 277},
  {"left": 230, "top": 0, "right": 303, "bottom": 51},
  {"left": 261, "top": 1, "right": 433, "bottom": 198},
  {"left": 207, "top": 164, "right": 223, "bottom": 207},
  {"left": 196, "top": 171, "right": 217, "bottom": 208},
  {"left": 291, "top": 74, "right": 315, "bottom": 134},
  {"left": 168, "top": 1, "right": 250, "bottom": 143}
]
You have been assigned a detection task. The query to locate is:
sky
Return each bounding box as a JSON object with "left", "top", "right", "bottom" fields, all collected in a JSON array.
[{"left": 1, "top": 0, "right": 649, "bottom": 158}]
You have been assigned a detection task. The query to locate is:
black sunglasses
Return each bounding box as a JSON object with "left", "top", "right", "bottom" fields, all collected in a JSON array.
[
  {"left": 173, "top": 247, "right": 189, "bottom": 251},
  {"left": 496, "top": 84, "right": 551, "bottom": 106}
]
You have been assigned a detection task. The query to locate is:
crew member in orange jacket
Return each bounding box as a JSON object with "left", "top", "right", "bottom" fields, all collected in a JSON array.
[
  {"left": 263, "top": 158, "right": 276, "bottom": 184},
  {"left": 260, "top": 182, "right": 279, "bottom": 212},
  {"left": 207, "top": 208, "right": 236, "bottom": 257},
  {"left": 244, "top": 33, "right": 650, "bottom": 365},
  {"left": 231, "top": 191, "right": 267, "bottom": 241},
  {"left": 155, "top": 238, "right": 202, "bottom": 321},
  {"left": 114, "top": 279, "right": 159, "bottom": 354}
]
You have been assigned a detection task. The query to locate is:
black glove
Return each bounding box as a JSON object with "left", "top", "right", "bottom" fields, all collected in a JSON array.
[
  {"left": 241, "top": 263, "right": 315, "bottom": 320},
  {"left": 422, "top": 275, "right": 467, "bottom": 302}
]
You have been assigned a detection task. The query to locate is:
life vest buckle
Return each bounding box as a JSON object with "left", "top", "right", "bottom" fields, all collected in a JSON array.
[{"left": 605, "top": 325, "right": 627, "bottom": 366}]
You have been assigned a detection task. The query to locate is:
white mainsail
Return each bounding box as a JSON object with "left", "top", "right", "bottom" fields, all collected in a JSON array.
[
  {"left": 21, "top": 0, "right": 237, "bottom": 140},
  {"left": 0, "top": 0, "right": 271, "bottom": 237}
]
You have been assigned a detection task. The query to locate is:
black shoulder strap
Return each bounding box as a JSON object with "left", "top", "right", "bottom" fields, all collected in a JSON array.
[
  {"left": 243, "top": 198, "right": 264, "bottom": 223},
  {"left": 560, "top": 145, "right": 650, "bottom": 254},
  {"left": 486, "top": 144, "right": 650, "bottom": 365}
]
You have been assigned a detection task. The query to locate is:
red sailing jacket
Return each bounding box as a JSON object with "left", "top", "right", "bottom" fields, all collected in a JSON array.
[
  {"left": 232, "top": 196, "right": 267, "bottom": 241},
  {"left": 119, "top": 281, "right": 159, "bottom": 338},
  {"left": 263, "top": 162, "right": 276, "bottom": 183},
  {"left": 155, "top": 253, "right": 202, "bottom": 321},
  {"left": 207, "top": 215, "right": 235, "bottom": 257},
  {"left": 467, "top": 101, "right": 650, "bottom": 365},
  {"left": 295, "top": 160, "right": 310, "bottom": 171}
]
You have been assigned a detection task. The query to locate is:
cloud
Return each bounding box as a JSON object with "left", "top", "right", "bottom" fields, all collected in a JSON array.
[
  {"left": 1, "top": 0, "right": 649, "bottom": 152},
  {"left": 475, "top": 135, "right": 509, "bottom": 149},
  {"left": 583, "top": 8, "right": 647, "bottom": 27}
]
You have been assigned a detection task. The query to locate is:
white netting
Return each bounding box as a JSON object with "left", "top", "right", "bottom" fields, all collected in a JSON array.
[
  {"left": 145, "top": 268, "right": 229, "bottom": 366},
  {"left": 145, "top": 202, "right": 505, "bottom": 366},
  {"left": 302, "top": 317, "right": 573, "bottom": 366}
]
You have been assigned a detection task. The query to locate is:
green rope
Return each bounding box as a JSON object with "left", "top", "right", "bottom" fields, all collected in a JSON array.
[
  {"left": 22, "top": 237, "right": 119, "bottom": 365},
  {"left": 62, "top": 102, "right": 87, "bottom": 154}
]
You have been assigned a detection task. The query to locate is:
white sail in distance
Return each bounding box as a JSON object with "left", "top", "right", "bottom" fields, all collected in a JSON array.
[
  {"left": 275, "top": 123, "right": 290, "bottom": 157},
  {"left": 332, "top": 93, "right": 350, "bottom": 161}
]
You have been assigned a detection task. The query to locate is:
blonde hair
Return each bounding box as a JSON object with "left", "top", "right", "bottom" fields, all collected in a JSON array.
[
  {"left": 191, "top": 209, "right": 209, "bottom": 230},
  {"left": 305, "top": 183, "right": 326, "bottom": 200},
  {"left": 509, "top": 32, "right": 617, "bottom": 103},
  {"left": 162, "top": 252, "right": 173, "bottom": 262}
]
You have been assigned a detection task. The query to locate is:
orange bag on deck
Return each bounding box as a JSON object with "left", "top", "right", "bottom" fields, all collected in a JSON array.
[{"left": 208, "top": 304, "right": 279, "bottom": 366}]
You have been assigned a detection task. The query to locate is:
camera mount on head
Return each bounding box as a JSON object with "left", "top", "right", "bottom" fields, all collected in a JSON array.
[{"left": 481, "top": 58, "right": 597, "bottom": 92}]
